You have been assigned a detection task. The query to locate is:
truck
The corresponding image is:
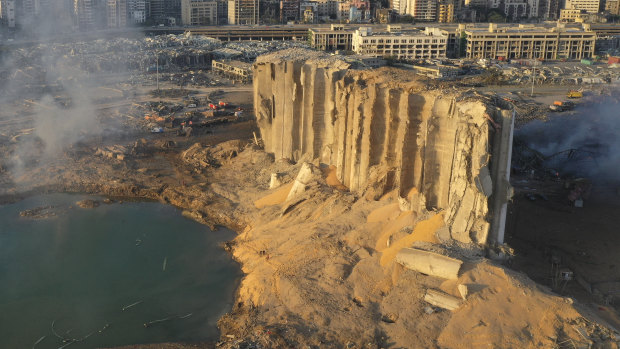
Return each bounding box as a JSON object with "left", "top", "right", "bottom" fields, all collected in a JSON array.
[{"left": 567, "top": 90, "right": 583, "bottom": 98}]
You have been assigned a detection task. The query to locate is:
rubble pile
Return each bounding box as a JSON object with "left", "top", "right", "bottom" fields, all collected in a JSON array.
[
  {"left": 181, "top": 140, "right": 245, "bottom": 171},
  {"left": 498, "top": 63, "right": 620, "bottom": 85}
]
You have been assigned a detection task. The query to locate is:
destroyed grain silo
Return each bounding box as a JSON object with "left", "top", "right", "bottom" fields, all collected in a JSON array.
[{"left": 253, "top": 48, "right": 514, "bottom": 246}]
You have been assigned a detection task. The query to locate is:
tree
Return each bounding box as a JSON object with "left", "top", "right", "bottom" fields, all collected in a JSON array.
[{"left": 488, "top": 10, "right": 507, "bottom": 23}]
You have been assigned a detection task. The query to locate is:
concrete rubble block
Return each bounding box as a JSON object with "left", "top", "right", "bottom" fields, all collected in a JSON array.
[
  {"left": 286, "top": 162, "right": 321, "bottom": 202},
  {"left": 424, "top": 289, "right": 463, "bottom": 311},
  {"left": 269, "top": 173, "right": 283, "bottom": 189},
  {"left": 396, "top": 247, "right": 463, "bottom": 280},
  {"left": 435, "top": 226, "right": 451, "bottom": 243},
  {"left": 475, "top": 166, "right": 493, "bottom": 197},
  {"left": 457, "top": 284, "right": 468, "bottom": 300}
]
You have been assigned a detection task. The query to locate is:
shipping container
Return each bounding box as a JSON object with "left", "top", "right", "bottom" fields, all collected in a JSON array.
[{"left": 580, "top": 59, "right": 593, "bottom": 65}]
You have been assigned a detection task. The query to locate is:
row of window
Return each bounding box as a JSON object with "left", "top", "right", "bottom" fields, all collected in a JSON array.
[{"left": 361, "top": 38, "right": 445, "bottom": 44}]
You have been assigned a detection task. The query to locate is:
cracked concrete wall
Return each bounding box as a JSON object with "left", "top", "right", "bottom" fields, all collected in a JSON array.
[{"left": 254, "top": 49, "right": 513, "bottom": 245}]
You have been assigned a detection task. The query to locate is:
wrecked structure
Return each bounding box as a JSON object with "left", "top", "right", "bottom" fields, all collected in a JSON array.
[{"left": 254, "top": 49, "right": 514, "bottom": 245}]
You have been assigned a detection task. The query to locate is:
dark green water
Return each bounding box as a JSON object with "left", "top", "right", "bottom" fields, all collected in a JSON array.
[{"left": 0, "top": 194, "right": 242, "bottom": 349}]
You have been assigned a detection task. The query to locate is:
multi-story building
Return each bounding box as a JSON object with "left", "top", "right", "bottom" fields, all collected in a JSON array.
[
  {"left": 539, "top": 0, "right": 561, "bottom": 20},
  {"left": 564, "top": 0, "right": 601, "bottom": 13},
  {"left": 165, "top": 0, "right": 181, "bottom": 20},
  {"left": 605, "top": 0, "right": 619, "bottom": 14},
  {"left": 309, "top": 24, "right": 354, "bottom": 51},
  {"left": 338, "top": 1, "right": 350, "bottom": 18},
  {"left": 352, "top": 26, "right": 447, "bottom": 60},
  {"left": 280, "top": 0, "right": 299, "bottom": 22},
  {"left": 302, "top": 4, "right": 315, "bottom": 22},
  {"left": 560, "top": 8, "right": 586, "bottom": 21},
  {"left": 227, "top": 0, "right": 258, "bottom": 24},
  {"left": 437, "top": 0, "right": 454, "bottom": 22},
  {"left": 216, "top": 0, "right": 227, "bottom": 23},
  {"left": 391, "top": 0, "right": 407, "bottom": 15},
  {"left": 375, "top": 8, "right": 391, "bottom": 23},
  {"left": 107, "top": 0, "right": 127, "bottom": 27},
  {"left": 127, "top": 0, "right": 147, "bottom": 23},
  {"left": 503, "top": 0, "right": 528, "bottom": 18},
  {"left": 1, "top": 0, "right": 16, "bottom": 27},
  {"left": 462, "top": 23, "right": 596, "bottom": 60},
  {"left": 74, "top": 0, "right": 96, "bottom": 29},
  {"left": 149, "top": 0, "right": 164, "bottom": 19},
  {"left": 409, "top": 0, "right": 437, "bottom": 21},
  {"left": 181, "top": 0, "right": 217, "bottom": 25}
]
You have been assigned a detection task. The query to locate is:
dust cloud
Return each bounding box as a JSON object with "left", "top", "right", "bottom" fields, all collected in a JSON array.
[{"left": 0, "top": 5, "right": 137, "bottom": 179}]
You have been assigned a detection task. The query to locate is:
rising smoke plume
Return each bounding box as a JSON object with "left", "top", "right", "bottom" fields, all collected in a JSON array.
[{"left": 516, "top": 85, "right": 620, "bottom": 183}]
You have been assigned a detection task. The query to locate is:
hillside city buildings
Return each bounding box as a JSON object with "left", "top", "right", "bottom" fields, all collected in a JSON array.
[
  {"left": 0, "top": 0, "right": 616, "bottom": 63},
  {"left": 2, "top": 0, "right": 620, "bottom": 30}
]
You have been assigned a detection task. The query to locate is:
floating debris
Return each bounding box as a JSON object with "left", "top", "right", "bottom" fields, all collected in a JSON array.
[
  {"left": 57, "top": 340, "right": 75, "bottom": 349},
  {"left": 135, "top": 238, "right": 142, "bottom": 246},
  {"left": 122, "top": 300, "right": 143, "bottom": 311},
  {"left": 51, "top": 320, "right": 70, "bottom": 342},
  {"left": 32, "top": 335, "right": 46, "bottom": 349},
  {"left": 178, "top": 313, "right": 193, "bottom": 319},
  {"left": 162, "top": 257, "right": 167, "bottom": 271},
  {"left": 144, "top": 316, "right": 173, "bottom": 328},
  {"left": 98, "top": 323, "right": 110, "bottom": 333}
]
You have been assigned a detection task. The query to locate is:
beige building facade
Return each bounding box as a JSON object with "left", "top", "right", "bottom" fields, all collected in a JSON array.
[
  {"left": 463, "top": 24, "right": 595, "bottom": 60},
  {"left": 227, "top": 0, "right": 258, "bottom": 24},
  {"left": 309, "top": 24, "right": 354, "bottom": 51},
  {"left": 352, "top": 26, "right": 447, "bottom": 60},
  {"left": 182, "top": 0, "right": 218, "bottom": 25}
]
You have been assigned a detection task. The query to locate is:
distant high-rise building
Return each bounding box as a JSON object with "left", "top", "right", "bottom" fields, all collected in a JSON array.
[
  {"left": 605, "top": 0, "right": 619, "bottom": 14},
  {"left": 149, "top": 0, "right": 164, "bottom": 18},
  {"left": 74, "top": 0, "right": 94, "bottom": 29},
  {"left": 74, "top": 0, "right": 106, "bottom": 30},
  {"left": 564, "top": 0, "right": 602, "bottom": 13},
  {"left": 216, "top": 0, "right": 227, "bottom": 23},
  {"left": 227, "top": 0, "right": 258, "bottom": 24},
  {"left": 408, "top": 0, "right": 437, "bottom": 20},
  {"left": 165, "top": 0, "right": 181, "bottom": 20},
  {"left": 108, "top": 0, "right": 127, "bottom": 27},
  {"left": 149, "top": 0, "right": 180, "bottom": 22},
  {"left": 438, "top": 0, "right": 454, "bottom": 21},
  {"left": 181, "top": 0, "right": 217, "bottom": 25},
  {"left": 391, "top": 0, "right": 407, "bottom": 14},
  {"left": 280, "top": 0, "right": 299, "bottom": 22},
  {"left": 127, "top": 0, "right": 147, "bottom": 23},
  {"left": 1, "top": 0, "right": 16, "bottom": 27},
  {"left": 539, "top": 0, "right": 561, "bottom": 19}
]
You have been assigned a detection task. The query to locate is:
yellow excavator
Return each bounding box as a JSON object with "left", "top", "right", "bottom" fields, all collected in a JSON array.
[{"left": 567, "top": 90, "right": 583, "bottom": 98}]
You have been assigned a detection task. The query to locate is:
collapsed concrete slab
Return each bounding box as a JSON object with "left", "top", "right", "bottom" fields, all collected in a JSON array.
[
  {"left": 254, "top": 48, "right": 514, "bottom": 245},
  {"left": 396, "top": 247, "right": 463, "bottom": 280}
]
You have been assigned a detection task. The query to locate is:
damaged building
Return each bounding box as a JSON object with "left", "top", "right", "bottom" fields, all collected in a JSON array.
[{"left": 253, "top": 48, "right": 514, "bottom": 246}]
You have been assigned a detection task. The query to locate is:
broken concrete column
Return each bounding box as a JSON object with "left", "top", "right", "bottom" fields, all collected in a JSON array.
[
  {"left": 424, "top": 289, "right": 463, "bottom": 311},
  {"left": 269, "top": 173, "right": 282, "bottom": 189},
  {"left": 395, "top": 247, "right": 463, "bottom": 280},
  {"left": 286, "top": 162, "right": 321, "bottom": 202}
]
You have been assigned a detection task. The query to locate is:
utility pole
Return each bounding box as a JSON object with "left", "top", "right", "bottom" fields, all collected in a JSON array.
[
  {"left": 156, "top": 53, "right": 160, "bottom": 93},
  {"left": 530, "top": 65, "right": 535, "bottom": 97}
]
